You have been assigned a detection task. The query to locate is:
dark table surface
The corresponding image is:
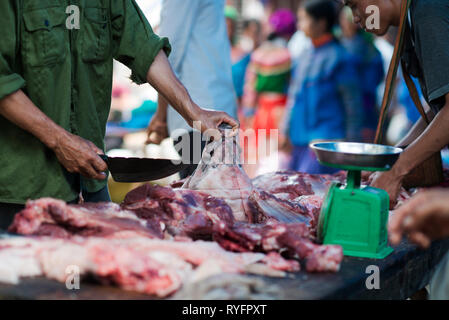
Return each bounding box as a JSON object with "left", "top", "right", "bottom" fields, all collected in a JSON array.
[{"left": 0, "top": 238, "right": 448, "bottom": 300}]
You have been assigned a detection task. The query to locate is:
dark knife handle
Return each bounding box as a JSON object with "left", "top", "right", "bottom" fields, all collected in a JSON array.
[{"left": 99, "top": 154, "right": 109, "bottom": 165}]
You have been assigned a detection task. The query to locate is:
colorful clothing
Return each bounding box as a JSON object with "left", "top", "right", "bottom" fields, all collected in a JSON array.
[
  {"left": 241, "top": 38, "right": 291, "bottom": 167},
  {"left": 250, "top": 39, "right": 292, "bottom": 94},
  {"left": 245, "top": 38, "right": 292, "bottom": 145},
  {"left": 286, "top": 37, "right": 363, "bottom": 146},
  {"left": 285, "top": 37, "right": 363, "bottom": 174},
  {"left": 253, "top": 94, "right": 288, "bottom": 138}
]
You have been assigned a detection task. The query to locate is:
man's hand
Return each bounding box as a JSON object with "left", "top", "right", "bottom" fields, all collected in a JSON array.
[
  {"left": 389, "top": 189, "right": 449, "bottom": 248},
  {"left": 146, "top": 51, "right": 239, "bottom": 135},
  {"left": 0, "top": 90, "right": 107, "bottom": 181},
  {"left": 53, "top": 132, "right": 107, "bottom": 180},
  {"left": 190, "top": 106, "right": 239, "bottom": 133},
  {"left": 370, "top": 169, "right": 404, "bottom": 209},
  {"left": 146, "top": 115, "right": 168, "bottom": 145}
]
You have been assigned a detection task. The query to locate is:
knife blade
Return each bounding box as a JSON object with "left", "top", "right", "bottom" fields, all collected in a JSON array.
[{"left": 99, "top": 155, "right": 189, "bottom": 183}]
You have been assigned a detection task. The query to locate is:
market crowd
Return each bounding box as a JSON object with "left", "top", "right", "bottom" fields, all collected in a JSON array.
[{"left": 224, "top": 1, "right": 386, "bottom": 176}]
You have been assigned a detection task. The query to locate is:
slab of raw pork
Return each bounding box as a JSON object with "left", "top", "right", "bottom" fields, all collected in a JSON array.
[
  {"left": 212, "top": 221, "right": 342, "bottom": 272},
  {"left": 0, "top": 236, "right": 299, "bottom": 297},
  {"left": 8, "top": 198, "right": 162, "bottom": 239},
  {"left": 247, "top": 171, "right": 345, "bottom": 228},
  {"left": 121, "top": 184, "right": 235, "bottom": 238}
]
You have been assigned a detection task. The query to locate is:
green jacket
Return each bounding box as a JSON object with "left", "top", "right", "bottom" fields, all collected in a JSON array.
[{"left": 0, "top": 0, "right": 171, "bottom": 204}]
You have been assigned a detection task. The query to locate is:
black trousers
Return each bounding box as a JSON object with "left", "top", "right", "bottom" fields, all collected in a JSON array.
[{"left": 0, "top": 186, "right": 111, "bottom": 231}]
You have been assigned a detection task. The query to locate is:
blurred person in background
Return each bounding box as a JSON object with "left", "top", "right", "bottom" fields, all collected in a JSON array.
[
  {"left": 241, "top": 9, "right": 296, "bottom": 176},
  {"left": 147, "top": 0, "right": 238, "bottom": 179},
  {"left": 226, "top": 6, "right": 252, "bottom": 109},
  {"left": 288, "top": 13, "right": 312, "bottom": 64},
  {"left": 339, "top": 6, "right": 384, "bottom": 142},
  {"left": 240, "top": 19, "right": 263, "bottom": 54},
  {"left": 282, "top": 0, "right": 363, "bottom": 174}
]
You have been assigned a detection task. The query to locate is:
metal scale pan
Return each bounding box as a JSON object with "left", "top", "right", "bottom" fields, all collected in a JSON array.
[{"left": 310, "top": 142, "right": 403, "bottom": 172}]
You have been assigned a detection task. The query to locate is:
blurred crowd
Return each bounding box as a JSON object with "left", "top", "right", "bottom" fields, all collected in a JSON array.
[{"left": 107, "top": 0, "right": 433, "bottom": 180}]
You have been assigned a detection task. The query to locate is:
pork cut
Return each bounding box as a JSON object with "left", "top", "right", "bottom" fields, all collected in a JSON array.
[
  {"left": 0, "top": 236, "right": 299, "bottom": 297},
  {"left": 212, "top": 221, "right": 342, "bottom": 272},
  {"left": 121, "top": 184, "right": 235, "bottom": 238},
  {"left": 8, "top": 198, "right": 162, "bottom": 239}
]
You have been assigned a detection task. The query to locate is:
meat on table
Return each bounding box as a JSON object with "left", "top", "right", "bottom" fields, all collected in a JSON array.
[
  {"left": 2, "top": 135, "right": 414, "bottom": 297},
  {"left": 1, "top": 166, "right": 416, "bottom": 297}
]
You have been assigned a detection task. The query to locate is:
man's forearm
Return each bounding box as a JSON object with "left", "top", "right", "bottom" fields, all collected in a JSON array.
[
  {"left": 0, "top": 90, "right": 66, "bottom": 149},
  {"left": 394, "top": 100, "right": 449, "bottom": 177},
  {"left": 395, "top": 109, "right": 434, "bottom": 147},
  {"left": 146, "top": 50, "right": 200, "bottom": 126},
  {"left": 156, "top": 94, "right": 169, "bottom": 120}
]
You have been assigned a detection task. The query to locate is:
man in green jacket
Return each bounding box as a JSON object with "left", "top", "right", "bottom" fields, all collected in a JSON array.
[{"left": 0, "top": 0, "right": 238, "bottom": 228}]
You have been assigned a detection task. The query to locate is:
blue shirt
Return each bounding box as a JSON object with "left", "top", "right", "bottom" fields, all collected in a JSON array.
[
  {"left": 159, "top": 0, "right": 238, "bottom": 135},
  {"left": 341, "top": 33, "right": 384, "bottom": 129},
  {"left": 286, "top": 39, "right": 363, "bottom": 146},
  {"left": 232, "top": 53, "right": 251, "bottom": 99}
]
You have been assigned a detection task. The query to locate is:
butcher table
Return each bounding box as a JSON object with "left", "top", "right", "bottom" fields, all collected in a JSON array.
[{"left": 0, "top": 238, "right": 448, "bottom": 300}]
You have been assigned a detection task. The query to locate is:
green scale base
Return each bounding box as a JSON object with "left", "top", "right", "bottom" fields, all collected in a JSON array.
[{"left": 318, "top": 170, "right": 393, "bottom": 259}]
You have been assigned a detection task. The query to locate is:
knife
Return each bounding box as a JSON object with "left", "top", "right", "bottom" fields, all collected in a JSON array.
[{"left": 99, "top": 155, "right": 190, "bottom": 183}]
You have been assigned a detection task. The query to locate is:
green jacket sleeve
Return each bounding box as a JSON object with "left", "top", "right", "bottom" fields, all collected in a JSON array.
[
  {"left": 111, "top": 0, "right": 171, "bottom": 85},
  {"left": 0, "top": 1, "right": 25, "bottom": 100}
]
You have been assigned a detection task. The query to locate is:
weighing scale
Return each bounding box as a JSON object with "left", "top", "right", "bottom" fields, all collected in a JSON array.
[{"left": 310, "top": 142, "right": 403, "bottom": 259}]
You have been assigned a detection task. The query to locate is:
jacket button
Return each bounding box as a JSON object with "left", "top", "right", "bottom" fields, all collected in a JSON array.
[{"left": 44, "top": 19, "right": 50, "bottom": 27}]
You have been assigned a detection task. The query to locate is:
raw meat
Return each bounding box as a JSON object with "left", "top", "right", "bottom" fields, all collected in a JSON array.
[
  {"left": 0, "top": 237, "right": 43, "bottom": 284},
  {"left": 212, "top": 221, "right": 342, "bottom": 272},
  {"left": 8, "top": 198, "right": 162, "bottom": 239},
  {"left": 248, "top": 190, "right": 316, "bottom": 225},
  {"left": 121, "top": 184, "right": 235, "bottom": 238},
  {"left": 179, "top": 134, "right": 330, "bottom": 227},
  {"left": 120, "top": 184, "right": 342, "bottom": 272},
  {"left": 0, "top": 236, "right": 299, "bottom": 297},
  {"left": 9, "top": 138, "right": 347, "bottom": 277},
  {"left": 252, "top": 171, "right": 345, "bottom": 199},
  {"left": 182, "top": 128, "right": 255, "bottom": 222}
]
